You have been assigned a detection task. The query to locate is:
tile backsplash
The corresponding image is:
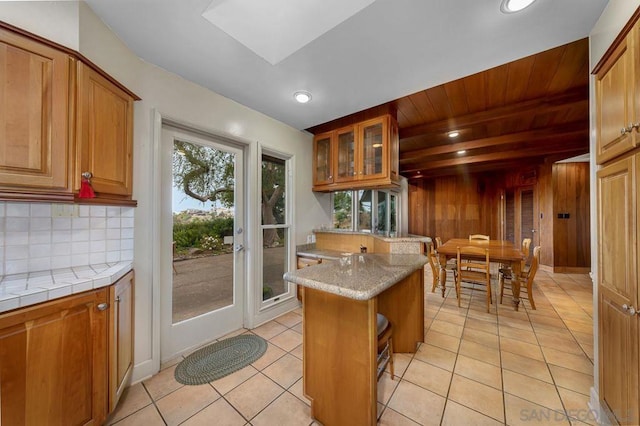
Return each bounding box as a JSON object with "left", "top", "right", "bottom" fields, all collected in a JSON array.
[{"left": 0, "top": 202, "right": 134, "bottom": 276}]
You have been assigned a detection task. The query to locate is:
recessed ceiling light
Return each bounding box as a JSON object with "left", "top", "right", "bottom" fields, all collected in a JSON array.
[
  {"left": 448, "top": 131, "right": 459, "bottom": 138},
  {"left": 457, "top": 150, "right": 466, "bottom": 155},
  {"left": 294, "top": 90, "right": 312, "bottom": 104},
  {"left": 500, "top": 0, "right": 536, "bottom": 13}
]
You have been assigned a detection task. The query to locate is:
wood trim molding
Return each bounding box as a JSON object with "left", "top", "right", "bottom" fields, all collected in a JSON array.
[
  {"left": 0, "top": 20, "right": 141, "bottom": 100},
  {"left": 592, "top": 6, "right": 640, "bottom": 74}
]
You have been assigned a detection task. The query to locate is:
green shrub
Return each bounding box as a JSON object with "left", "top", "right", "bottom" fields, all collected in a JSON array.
[{"left": 173, "top": 218, "right": 233, "bottom": 251}]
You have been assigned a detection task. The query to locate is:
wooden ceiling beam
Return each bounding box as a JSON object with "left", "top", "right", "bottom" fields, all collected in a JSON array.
[
  {"left": 399, "top": 121, "right": 588, "bottom": 162},
  {"left": 398, "top": 87, "right": 587, "bottom": 140},
  {"left": 400, "top": 141, "right": 587, "bottom": 172}
]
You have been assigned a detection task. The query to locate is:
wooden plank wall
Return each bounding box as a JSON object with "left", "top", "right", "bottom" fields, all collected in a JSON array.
[
  {"left": 408, "top": 162, "right": 590, "bottom": 270},
  {"left": 552, "top": 162, "right": 591, "bottom": 269},
  {"left": 408, "top": 173, "right": 501, "bottom": 241}
]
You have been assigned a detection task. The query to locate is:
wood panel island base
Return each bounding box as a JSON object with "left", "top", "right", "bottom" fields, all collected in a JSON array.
[{"left": 283, "top": 253, "right": 427, "bottom": 426}]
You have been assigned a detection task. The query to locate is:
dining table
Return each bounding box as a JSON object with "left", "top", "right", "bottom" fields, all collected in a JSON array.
[{"left": 436, "top": 238, "right": 526, "bottom": 310}]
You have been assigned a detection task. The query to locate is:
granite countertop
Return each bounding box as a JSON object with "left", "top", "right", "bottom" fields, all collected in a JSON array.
[
  {"left": 296, "top": 248, "right": 344, "bottom": 260},
  {"left": 0, "top": 261, "right": 132, "bottom": 313},
  {"left": 283, "top": 253, "right": 427, "bottom": 300}
]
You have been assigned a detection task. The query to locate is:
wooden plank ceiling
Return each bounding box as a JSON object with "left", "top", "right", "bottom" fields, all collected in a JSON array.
[{"left": 308, "top": 38, "right": 589, "bottom": 179}]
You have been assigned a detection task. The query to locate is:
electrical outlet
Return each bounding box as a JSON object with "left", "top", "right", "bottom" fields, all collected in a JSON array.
[{"left": 52, "top": 204, "right": 78, "bottom": 217}]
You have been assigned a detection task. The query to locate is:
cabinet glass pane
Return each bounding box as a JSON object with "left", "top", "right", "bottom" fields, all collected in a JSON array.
[
  {"left": 333, "top": 191, "right": 353, "bottom": 229},
  {"left": 315, "top": 137, "right": 331, "bottom": 182},
  {"left": 337, "top": 130, "right": 355, "bottom": 179},
  {"left": 357, "top": 190, "right": 372, "bottom": 232},
  {"left": 362, "top": 123, "right": 383, "bottom": 176}
]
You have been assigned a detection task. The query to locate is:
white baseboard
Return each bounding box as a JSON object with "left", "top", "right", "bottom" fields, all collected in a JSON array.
[
  {"left": 131, "top": 358, "right": 160, "bottom": 385},
  {"left": 589, "top": 387, "right": 610, "bottom": 426}
]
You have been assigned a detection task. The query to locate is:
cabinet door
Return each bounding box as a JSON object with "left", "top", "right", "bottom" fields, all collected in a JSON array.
[
  {"left": 313, "top": 132, "right": 334, "bottom": 186},
  {"left": 0, "top": 26, "right": 72, "bottom": 196},
  {"left": 0, "top": 289, "right": 109, "bottom": 425},
  {"left": 597, "top": 155, "right": 639, "bottom": 425},
  {"left": 596, "top": 30, "right": 637, "bottom": 164},
  {"left": 335, "top": 126, "right": 356, "bottom": 183},
  {"left": 109, "top": 271, "right": 135, "bottom": 412},
  {"left": 358, "top": 116, "right": 388, "bottom": 181},
  {"left": 76, "top": 62, "right": 134, "bottom": 198}
]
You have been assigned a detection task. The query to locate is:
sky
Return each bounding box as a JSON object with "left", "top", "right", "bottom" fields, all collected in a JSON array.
[{"left": 172, "top": 186, "right": 216, "bottom": 213}]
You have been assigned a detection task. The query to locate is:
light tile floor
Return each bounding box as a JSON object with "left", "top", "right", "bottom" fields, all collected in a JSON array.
[{"left": 107, "top": 268, "right": 596, "bottom": 425}]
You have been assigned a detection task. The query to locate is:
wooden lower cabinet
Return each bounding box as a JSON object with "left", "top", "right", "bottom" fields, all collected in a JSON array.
[
  {"left": 597, "top": 154, "right": 639, "bottom": 424},
  {"left": 0, "top": 272, "right": 135, "bottom": 425},
  {"left": 0, "top": 288, "right": 109, "bottom": 425}
]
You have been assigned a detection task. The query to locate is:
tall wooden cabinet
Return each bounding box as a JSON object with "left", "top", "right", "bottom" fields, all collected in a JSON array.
[
  {"left": 594, "top": 10, "right": 640, "bottom": 425},
  {"left": 0, "top": 21, "right": 139, "bottom": 205},
  {"left": 312, "top": 114, "right": 400, "bottom": 192}
]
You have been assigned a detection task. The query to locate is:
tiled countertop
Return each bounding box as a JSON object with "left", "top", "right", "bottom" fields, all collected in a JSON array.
[
  {"left": 0, "top": 261, "right": 132, "bottom": 313},
  {"left": 283, "top": 253, "right": 427, "bottom": 300}
]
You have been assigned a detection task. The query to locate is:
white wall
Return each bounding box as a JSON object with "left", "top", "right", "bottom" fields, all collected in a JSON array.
[
  {"left": 588, "top": 0, "right": 640, "bottom": 415},
  {"left": 1, "top": 1, "right": 331, "bottom": 382}
]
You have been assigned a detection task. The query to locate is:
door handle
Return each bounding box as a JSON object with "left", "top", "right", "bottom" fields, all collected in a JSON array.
[{"left": 235, "top": 244, "right": 245, "bottom": 252}]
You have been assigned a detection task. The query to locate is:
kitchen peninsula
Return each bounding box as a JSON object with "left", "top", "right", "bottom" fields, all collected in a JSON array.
[{"left": 283, "top": 251, "right": 427, "bottom": 425}]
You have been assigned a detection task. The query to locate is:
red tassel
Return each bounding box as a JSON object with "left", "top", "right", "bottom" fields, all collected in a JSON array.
[{"left": 79, "top": 177, "right": 95, "bottom": 198}]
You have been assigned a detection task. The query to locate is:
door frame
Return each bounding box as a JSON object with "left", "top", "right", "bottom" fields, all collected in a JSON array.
[
  {"left": 159, "top": 124, "right": 246, "bottom": 360},
  {"left": 501, "top": 185, "right": 539, "bottom": 250}
]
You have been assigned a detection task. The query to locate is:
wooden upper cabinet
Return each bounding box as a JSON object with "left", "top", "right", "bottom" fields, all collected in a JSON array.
[
  {"left": 0, "top": 26, "right": 72, "bottom": 199},
  {"left": 0, "top": 22, "right": 138, "bottom": 205},
  {"left": 595, "top": 24, "right": 638, "bottom": 164},
  {"left": 76, "top": 62, "right": 134, "bottom": 202},
  {"left": 313, "top": 132, "right": 334, "bottom": 186},
  {"left": 312, "top": 114, "right": 399, "bottom": 191}
]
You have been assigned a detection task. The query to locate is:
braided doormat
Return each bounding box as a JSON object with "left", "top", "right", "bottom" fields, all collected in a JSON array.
[{"left": 175, "top": 334, "right": 267, "bottom": 385}]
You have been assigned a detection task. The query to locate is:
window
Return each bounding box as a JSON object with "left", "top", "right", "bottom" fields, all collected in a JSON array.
[
  {"left": 332, "top": 191, "right": 353, "bottom": 229},
  {"left": 261, "top": 154, "right": 290, "bottom": 302},
  {"left": 332, "top": 189, "right": 399, "bottom": 235}
]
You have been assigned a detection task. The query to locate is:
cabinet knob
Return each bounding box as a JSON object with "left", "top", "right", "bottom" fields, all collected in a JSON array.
[
  {"left": 629, "top": 306, "right": 637, "bottom": 316},
  {"left": 82, "top": 171, "right": 93, "bottom": 179},
  {"left": 621, "top": 127, "right": 627, "bottom": 135},
  {"left": 97, "top": 302, "right": 109, "bottom": 311},
  {"left": 623, "top": 304, "right": 629, "bottom": 311},
  {"left": 115, "top": 296, "right": 121, "bottom": 303}
]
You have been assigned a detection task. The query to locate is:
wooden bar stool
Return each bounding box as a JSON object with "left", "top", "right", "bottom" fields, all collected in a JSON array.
[{"left": 376, "top": 313, "right": 394, "bottom": 380}]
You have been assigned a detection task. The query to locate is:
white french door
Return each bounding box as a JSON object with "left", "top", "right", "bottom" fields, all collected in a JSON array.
[{"left": 160, "top": 125, "right": 245, "bottom": 360}]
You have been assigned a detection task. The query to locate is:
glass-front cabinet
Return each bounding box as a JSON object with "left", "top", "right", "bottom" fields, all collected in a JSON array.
[
  {"left": 336, "top": 127, "right": 356, "bottom": 182},
  {"left": 313, "top": 132, "right": 333, "bottom": 185},
  {"left": 311, "top": 114, "right": 399, "bottom": 191}
]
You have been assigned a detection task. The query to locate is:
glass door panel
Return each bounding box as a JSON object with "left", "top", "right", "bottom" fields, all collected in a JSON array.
[
  {"left": 361, "top": 121, "right": 384, "bottom": 179},
  {"left": 314, "top": 135, "right": 332, "bottom": 184},
  {"left": 336, "top": 128, "right": 355, "bottom": 181},
  {"left": 161, "top": 127, "right": 244, "bottom": 360}
]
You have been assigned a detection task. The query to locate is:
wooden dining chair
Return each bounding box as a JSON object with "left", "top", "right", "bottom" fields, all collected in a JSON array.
[
  {"left": 456, "top": 246, "right": 492, "bottom": 312},
  {"left": 499, "top": 246, "right": 541, "bottom": 309},
  {"left": 376, "top": 313, "right": 394, "bottom": 380},
  {"left": 427, "top": 243, "right": 440, "bottom": 293},
  {"left": 498, "top": 237, "right": 531, "bottom": 293},
  {"left": 469, "top": 234, "right": 490, "bottom": 241},
  {"left": 433, "top": 237, "right": 457, "bottom": 287}
]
